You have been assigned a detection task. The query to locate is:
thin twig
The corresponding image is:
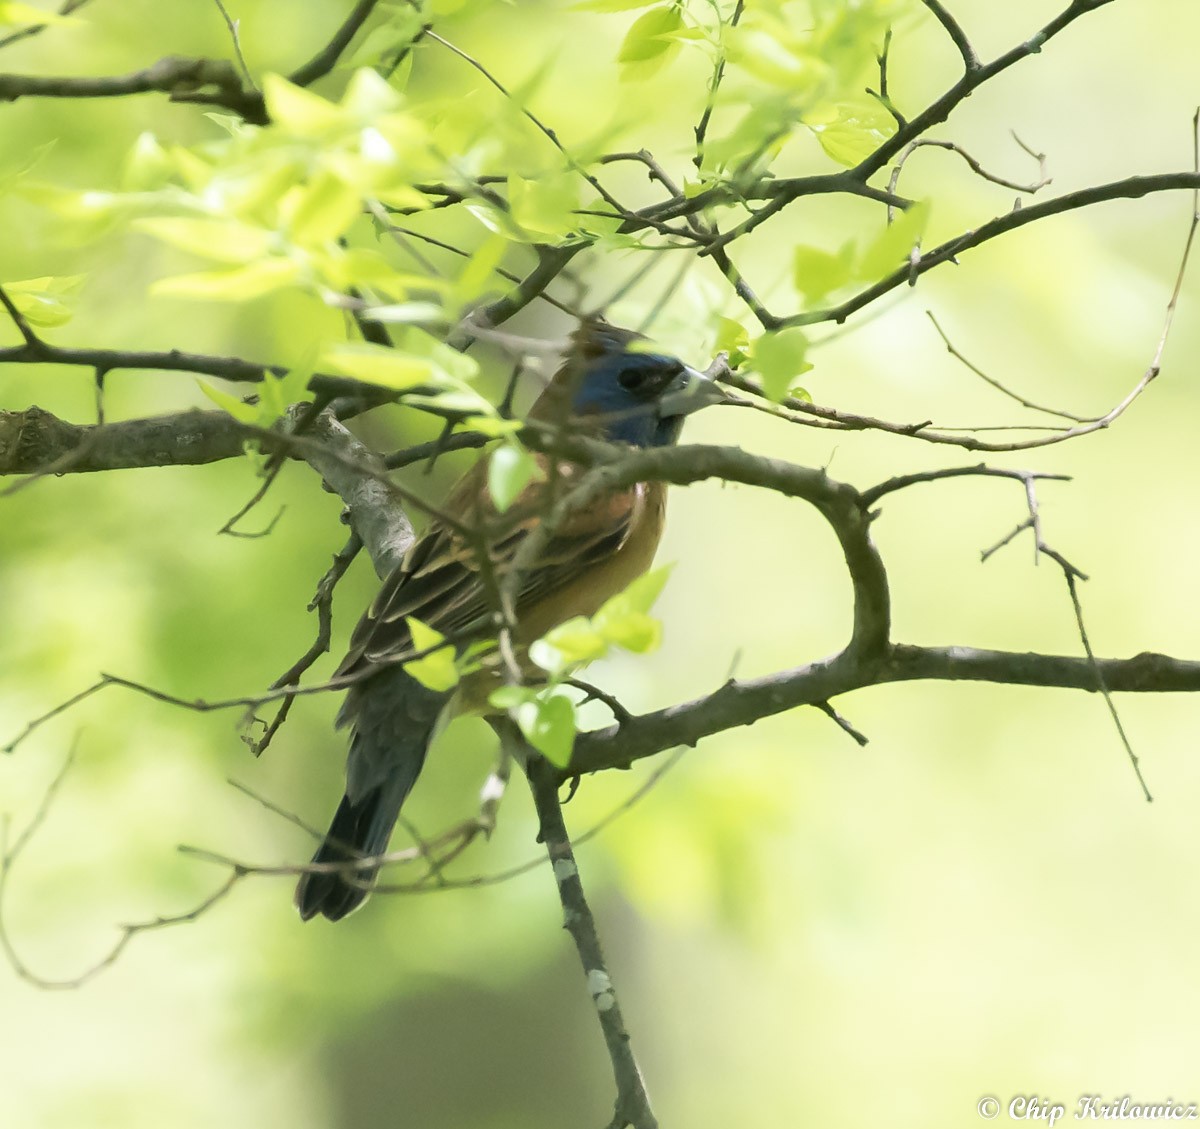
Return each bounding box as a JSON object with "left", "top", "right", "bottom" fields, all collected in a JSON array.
[
  {"left": 693, "top": 0, "right": 744, "bottom": 169},
  {"left": 0, "top": 740, "right": 243, "bottom": 990},
  {"left": 813, "top": 700, "right": 869, "bottom": 746},
  {"left": 0, "top": 0, "right": 96, "bottom": 53},
  {"left": 920, "top": 0, "right": 980, "bottom": 71},
  {"left": 926, "top": 312, "right": 1093, "bottom": 422},
  {"left": 867, "top": 27, "right": 907, "bottom": 130},
  {"left": 287, "top": 0, "right": 384, "bottom": 88},
  {"left": 211, "top": 0, "right": 256, "bottom": 89},
  {"left": 0, "top": 283, "right": 40, "bottom": 347},
  {"left": 971, "top": 471, "right": 1151, "bottom": 801},
  {"left": 888, "top": 137, "right": 1052, "bottom": 202},
  {"left": 1061, "top": 569, "right": 1151, "bottom": 801}
]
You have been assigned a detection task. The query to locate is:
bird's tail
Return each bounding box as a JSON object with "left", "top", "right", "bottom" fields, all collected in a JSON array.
[{"left": 296, "top": 669, "right": 446, "bottom": 922}]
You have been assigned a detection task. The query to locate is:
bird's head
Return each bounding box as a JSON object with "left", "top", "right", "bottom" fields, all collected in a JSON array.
[{"left": 531, "top": 319, "right": 727, "bottom": 448}]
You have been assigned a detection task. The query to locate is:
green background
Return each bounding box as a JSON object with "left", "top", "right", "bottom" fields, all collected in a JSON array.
[{"left": 2, "top": 1, "right": 1200, "bottom": 1126}]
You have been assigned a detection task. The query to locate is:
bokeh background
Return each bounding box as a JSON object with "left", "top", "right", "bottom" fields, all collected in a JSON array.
[{"left": 3, "top": 1, "right": 1200, "bottom": 1126}]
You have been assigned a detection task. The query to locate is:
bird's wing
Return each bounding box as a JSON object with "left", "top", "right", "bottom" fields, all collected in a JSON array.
[{"left": 335, "top": 457, "right": 639, "bottom": 680}]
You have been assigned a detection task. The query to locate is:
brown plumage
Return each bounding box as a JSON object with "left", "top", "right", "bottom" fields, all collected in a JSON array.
[{"left": 295, "top": 320, "right": 716, "bottom": 921}]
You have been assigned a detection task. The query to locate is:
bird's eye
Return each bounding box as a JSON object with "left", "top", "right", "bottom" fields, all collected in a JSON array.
[{"left": 618, "top": 359, "right": 683, "bottom": 395}]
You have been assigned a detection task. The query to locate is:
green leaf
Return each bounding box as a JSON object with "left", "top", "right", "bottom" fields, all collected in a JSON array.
[
  {"left": 462, "top": 415, "right": 524, "bottom": 438},
  {"left": 347, "top": 7, "right": 427, "bottom": 68},
  {"left": 532, "top": 616, "right": 609, "bottom": 672},
  {"left": 597, "top": 610, "right": 661, "bottom": 653},
  {"left": 0, "top": 139, "right": 55, "bottom": 195},
  {"left": 258, "top": 362, "right": 313, "bottom": 422},
  {"left": 856, "top": 200, "right": 931, "bottom": 282},
  {"left": 262, "top": 73, "right": 345, "bottom": 138},
  {"left": 4, "top": 274, "right": 85, "bottom": 327},
  {"left": 508, "top": 171, "right": 580, "bottom": 240},
  {"left": 361, "top": 301, "right": 444, "bottom": 326},
  {"left": 617, "top": 4, "right": 683, "bottom": 69},
  {"left": 487, "top": 441, "right": 541, "bottom": 513},
  {"left": 275, "top": 348, "right": 318, "bottom": 408},
  {"left": 283, "top": 171, "right": 362, "bottom": 246},
  {"left": 608, "top": 564, "right": 673, "bottom": 615},
  {"left": 451, "top": 232, "right": 509, "bottom": 309},
  {"left": 806, "top": 99, "right": 897, "bottom": 168},
  {"left": 135, "top": 217, "right": 276, "bottom": 264},
  {"left": 0, "top": 1, "right": 78, "bottom": 26},
  {"left": 197, "top": 380, "right": 258, "bottom": 424},
  {"left": 714, "top": 316, "right": 749, "bottom": 367},
  {"left": 151, "top": 259, "right": 302, "bottom": 301},
  {"left": 340, "top": 66, "right": 405, "bottom": 120},
  {"left": 793, "top": 243, "right": 854, "bottom": 303},
  {"left": 402, "top": 617, "right": 459, "bottom": 692},
  {"left": 320, "top": 340, "right": 440, "bottom": 390},
  {"left": 488, "top": 684, "right": 536, "bottom": 710},
  {"left": 592, "top": 564, "right": 673, "bottom": 653},
  {"left": 573, "top": 0, "right": 662, "bottom": 10},
  {"left": 122, "top": 132, "right": 174, "bottom": 192},
  {"left": 518, "top": 693, "right": 577, "bottom": 767},
  {"left": 727, "top": 27, "right": 818, "bottom": 89},
  {"left": 750, "top": 327, "right": 813, "bottom": 402}
]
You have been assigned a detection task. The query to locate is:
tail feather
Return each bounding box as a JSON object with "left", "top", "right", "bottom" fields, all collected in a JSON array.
[
  {"left": 295, "top": 788, "right": 390, "bottom": 922},
  {"left": 296, "top": 667, "right": 445, "bottom": 922}
]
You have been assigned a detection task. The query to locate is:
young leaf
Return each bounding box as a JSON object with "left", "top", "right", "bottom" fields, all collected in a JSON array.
[
  {"left": 806, "top": 99, "right": 896, "bottom": 168},
  {"left": 4, "top": 274, "right": 85, "bottom": 327},
  {"left": 856, "top": 201, "right": 931, "bottom": 282},
  {"left": 749, "top": 327, "right": 813, "bottom": 402},
  {"left": 0, "top": 1, "right": 78, "bottom": 26},
  {"left": 489, "top": 684, "right": 536, "bottom": 711},
  {"left": 320, "top": 340, "right": 441, "bottom": 390},
  {"left": 461, "top": 415, "right": 524, "bottom": 439},
  {"left": 284, "top": 171, "right": 362, "bottom": 247},
  {"left": 793, "top": 243, "right": 854, "bottom": 303},
  {"left": 617, "top": 4, "right": 683, "bottom": 70},
  {"left": 135, "top": 217, "right": 275, "bottom": 264},
  {"left": 592, "top": 564, "right": 673, "bottom": 653},
  {"left": 532, "top": 616, "right": 609, "bottom": 672},
  {"left": 487, "top": 442, "right": 541, "bottom": 513},
  {"left": 608, "top": 563, "right": 674, "bottom": 615},
  {"left": 574, "top": 0, "right": 662, "bottom": 10},
  {"left": 608, "top": 611, "right": 664, "bottom": 652},
  {"left": 402, "top": 617, "right": 460, "bottom": 692},
  {"left": 518, "top": 693, "right": 577, "bottom": 767},
  {"left": 151, "top": 259, "right": 302, "bottom": 301},
  {"left": 197, "top": 380, "right": 258, "bottom": 424},
  {"left": 262, "top": 74, "right": 345, "bottom": 138},
  {"left": 508, "top": 172, "right": 580, "bottom": 240},
  {"left": 451, "top": 232, "right": 509, "bottom": 309},
  {"left": 361, "top": 301, "right": 444, "bottom": 327}
]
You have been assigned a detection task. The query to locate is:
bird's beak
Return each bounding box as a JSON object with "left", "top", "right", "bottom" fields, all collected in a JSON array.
[{"left": 658, "top": 365, "right": 732, "bottom": 418}]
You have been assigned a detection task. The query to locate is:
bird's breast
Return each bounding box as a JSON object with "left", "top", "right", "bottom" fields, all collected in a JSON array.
[
  {"left": 455, "top": 480, "right": 668, "bottom": 713},
  {"left": 517, "top": 480, "right": 666, "bottom": 641}
]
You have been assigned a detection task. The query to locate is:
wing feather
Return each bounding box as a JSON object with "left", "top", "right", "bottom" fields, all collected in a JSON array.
[{"left": 336, "top": 459, "right": 637, "bottom": 680}]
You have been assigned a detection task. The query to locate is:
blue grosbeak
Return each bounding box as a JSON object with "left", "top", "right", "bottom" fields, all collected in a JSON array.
[{"left": 296, "top": 320, "right": 719, "bottom": 921}]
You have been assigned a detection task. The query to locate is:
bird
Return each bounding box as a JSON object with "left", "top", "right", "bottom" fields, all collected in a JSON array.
[{"left": 295, "top": 319, "right": 723, "bottom": 921}]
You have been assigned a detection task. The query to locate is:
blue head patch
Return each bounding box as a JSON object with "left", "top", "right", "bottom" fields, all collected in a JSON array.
[{"left": 570, "top": 348, "right": 693, "bottom": 448}]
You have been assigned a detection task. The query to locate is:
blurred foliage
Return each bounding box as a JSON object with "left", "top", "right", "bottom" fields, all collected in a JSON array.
[{"left": 2, "top": 1, "right": 1200, "bottom": 1128}]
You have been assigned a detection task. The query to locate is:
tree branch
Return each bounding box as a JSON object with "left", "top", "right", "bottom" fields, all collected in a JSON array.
[
  {"left": 781, "top": 171, "right": 1200, "bottom": 327},
  {"left": 0, "top": 55, "right": 266, "bottom": 120},
  {"left": 0, "top": 406, "right": 244, "bottom": 477},
  {"left": 287, "top": 0, "right": 385, "bottom": 88},
  {"left": 520, "top": 737, "right": 657, "bottom": 1129},
  {"left": 297, "top": 411, "right": 413, "bottom": 578},
  {"left": 854, "top": 0, "right": 1118, "bottom": 181},
  {"left": 565, "top": 644, "right": 1200, "bottom": 780}
]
